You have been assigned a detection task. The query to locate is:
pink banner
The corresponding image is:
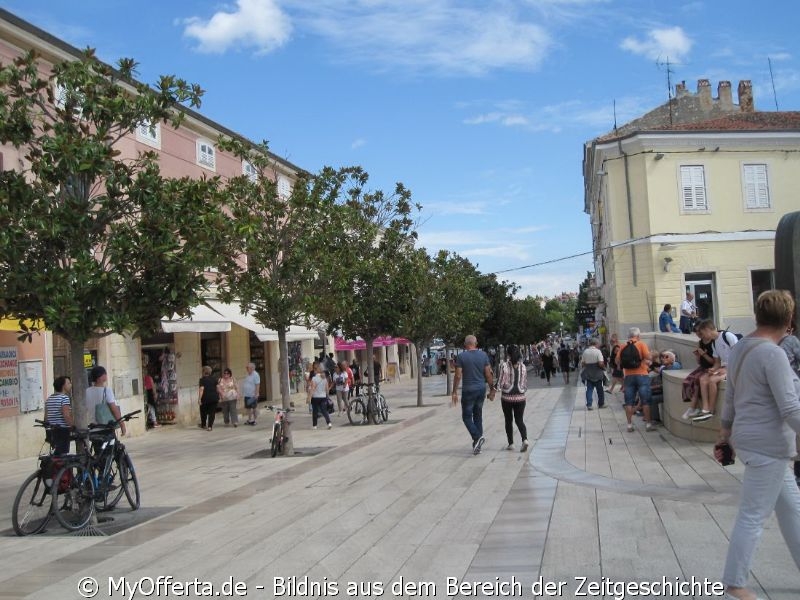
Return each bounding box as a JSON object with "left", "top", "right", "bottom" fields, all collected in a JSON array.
[{"left": 334, "top": 336, "right": 410, "bottom": 351}]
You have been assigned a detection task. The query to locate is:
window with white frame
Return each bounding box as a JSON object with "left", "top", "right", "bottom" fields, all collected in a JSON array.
[
  {"left": 242, "top": 160, "right": 258, "bottom": 181},
  {"left": 277, "top": 175, "right": 292, "bottom": 199},
  {"left": 679, "top": 165, "right": 708, "bottom": 211},
  {"left": 742, "top": 163, "right": 770, "bottom": 209},
  {"left": 197, "top": 140, "right": 216, "bottom": 170},
  {"left": 136, "top": 120, "right": 160, "bottom": 147},
  {"left": 53, "top": 81, "right": 83, "bottom": 118}
]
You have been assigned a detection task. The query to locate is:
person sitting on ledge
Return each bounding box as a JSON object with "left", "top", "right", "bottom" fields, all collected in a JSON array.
[
  {"left": 682, "top": 326, "right": 716, "bottom": 420},
  {"left": 693, "top": 319, "right": 739, "bottom": 422},
  {"left": 659, "top": 304, "right": 681, "bottom": 333}
]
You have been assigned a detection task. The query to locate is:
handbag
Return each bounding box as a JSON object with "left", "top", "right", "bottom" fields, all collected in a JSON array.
[
  {"left": 326, "top": 398, "right": 335, "bottom": 414},
  {"left": 94, "top": 388, "right": 118, "bottom": 427}
]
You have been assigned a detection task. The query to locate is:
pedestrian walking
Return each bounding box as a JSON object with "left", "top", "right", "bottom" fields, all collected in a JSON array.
[
  {"left": 541, "top": 348, "right": 555, "bottom": 385},
  {"left": 716, "top": 290, "right": 800, "bottom": 600},
  {"left": 451, "top": 335, "right": 495, "bottom": 455},
  {"left": 332, "top": 362, "right": 349, "bottom": 415},
  {"left": 557, "top": 343, "right": 571, "bottom": 384},
  {"left": 308, "top": 363, "right": 332, "bottom": 430},
  {"left": 580, "top": 338, "right": 606, "bottom": 410},
  {"left": 217, "top": 367, "right": 239, "bottom": 427},
  {"left": 241, "top": 362, "right": 260, "bottom": 426},
  {"left": 198, "top": 365, "right": 219, "bottom": 431},
  {"left": 606, "top": 333, "right": 624, "bottom": 394},
  {"left": 496, "top": 344, "right": 528, "bottom": 452}
]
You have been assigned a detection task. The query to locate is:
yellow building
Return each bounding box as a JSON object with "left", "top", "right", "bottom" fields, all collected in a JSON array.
[{"left": 584, "top": 79, "right": 800, "bottom": 338}]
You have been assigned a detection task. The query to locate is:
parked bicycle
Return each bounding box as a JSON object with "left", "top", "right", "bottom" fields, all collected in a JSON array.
[
  {"left": 49, "top": 409, "right": 142, "bottom": 532},
  {"left": 267, "top": 406, "right": 294, "bottom": 457},
  {"left": 347, "top": 381, "right": 389, "bottom": 425},
  {"left": 12, "top": 419, "right": 59, "bottom": 536}
]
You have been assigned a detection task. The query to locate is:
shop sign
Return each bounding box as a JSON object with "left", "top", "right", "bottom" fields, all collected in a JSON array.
[{"left": 0, "top": 347, "right": 19, "bottom": 408}]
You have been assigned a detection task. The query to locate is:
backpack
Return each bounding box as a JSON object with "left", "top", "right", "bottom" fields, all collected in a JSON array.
[
  {"left": 719, "top": 328, "right": 743, "bottom": 347},
  {"left": 619, "top": 340, "right": 642, "bottom": 369}
]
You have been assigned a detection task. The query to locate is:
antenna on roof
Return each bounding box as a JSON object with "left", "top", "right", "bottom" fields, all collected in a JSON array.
[
  {"left": 657, "top": 56, "right": 675, "bottom": 126},
  {"left": 768, "top": 57, "right": 780, "bottom": 111},
  {"left": 613, "top": 99, "right": 617, "bottom": 131}
]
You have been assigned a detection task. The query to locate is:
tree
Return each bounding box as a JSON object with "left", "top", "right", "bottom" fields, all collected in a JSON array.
[
  {"left": 475, "top": 275, "right": 518, "bottom": 347},
  {"left": 0, "top": 49, "right": 230, "bottom": 426},
  {"left": 398, "top": 249, "right": 486, "bottom": 405},
  {"left": 217, "top": 138, "right": 362, "bottom": 453},
  {"left": 319, "top": 178, "right": 420, "bottom": 391}
]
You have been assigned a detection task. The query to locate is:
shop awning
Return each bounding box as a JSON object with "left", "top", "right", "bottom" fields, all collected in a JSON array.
[
  {"left": 161, "top": 301, "right": 318, "bottom": 341},
  {"left": 0, "top": 318, "right": 44, "bottom": 332},
  {"left": 334, "top": 336, "right": 411, "bottom": 351},
  {"left": 161, "top": 304, "right": 232, "bottom": 333}
]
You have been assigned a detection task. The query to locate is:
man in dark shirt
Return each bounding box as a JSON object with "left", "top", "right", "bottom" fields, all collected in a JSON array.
[{"left": 451, "top": 335, "right": 495, "bottom": 454}]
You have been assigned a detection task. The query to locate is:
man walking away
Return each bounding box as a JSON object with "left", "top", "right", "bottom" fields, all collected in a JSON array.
[
  {"left": 581, "top": 339, "right": 606, "bottom": 410},
  {"left": 620, "top": 328, "right": 654, "bottom": 432},
  {"left": 451, "top": 335, "right": 495, "bottom": 454}
]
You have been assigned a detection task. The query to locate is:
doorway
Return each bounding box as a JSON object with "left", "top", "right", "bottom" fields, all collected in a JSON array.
[{"left": 685, "top": 273, "right": 716, "bottom": 325}]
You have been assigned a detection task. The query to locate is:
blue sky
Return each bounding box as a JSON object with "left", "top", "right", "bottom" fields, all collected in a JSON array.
[{"left": 6, "top": 1, "right": 800, "bottom": 297}]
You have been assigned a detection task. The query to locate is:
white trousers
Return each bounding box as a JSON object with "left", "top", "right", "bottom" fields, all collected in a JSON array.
[{"left": 723, "top": 449, "right": 800, "bottom": 587}]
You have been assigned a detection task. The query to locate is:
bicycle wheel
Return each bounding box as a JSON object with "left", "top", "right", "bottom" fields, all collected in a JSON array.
[
  {"left": 270, "top": 423, "right": 281, "bottom": 457},
  {"left": 347, "top": 397, "right": 367, "bottom": 425},
  {"left": 378, "top": 394, "right": 389, "bottom": 422},
  {"left": 12, "top": 471, "right": 52, "bottom": 536},
  {"left": 120, "top": 454, "right": 140, "bottom": 510},
  {"left": 51, "top": 464, "right": 95, "bottom": 531},
  {"left": 97, "top": 454, "right": 125, "bottom": 512},
  {"left": 368, "top": 396, "right": 382, "bottom": 425}
]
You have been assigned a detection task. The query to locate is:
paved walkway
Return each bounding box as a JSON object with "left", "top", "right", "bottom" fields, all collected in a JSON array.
[{"left": 0, "top": 374, "right": 798, "bottom": 599}]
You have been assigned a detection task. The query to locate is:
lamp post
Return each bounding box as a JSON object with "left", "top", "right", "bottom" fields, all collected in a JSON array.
[{"left": 559, "top": 321, "right": 563, "bottom": 340}]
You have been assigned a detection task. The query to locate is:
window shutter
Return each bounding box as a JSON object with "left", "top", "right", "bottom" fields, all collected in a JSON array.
[
  {"left": 680, "top": 166, "right": 707, "bottom": 210},
  {"left": 743, "top": 164, "right": 769, "bottom": 209}
]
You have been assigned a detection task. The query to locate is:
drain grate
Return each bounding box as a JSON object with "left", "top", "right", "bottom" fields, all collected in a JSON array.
[
  {"left": 243, "top": 446, "right": 333, "bottom": 459},
  {"left": 3, "top": 506, "right": 180, "bottom": 538}
]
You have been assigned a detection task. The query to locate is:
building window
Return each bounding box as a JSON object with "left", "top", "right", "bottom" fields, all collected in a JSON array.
[
  {"left": 197, "top": 140, "right": 216, "bottom": 170},
  {"left": 277, "top": 175, "right": 292, "bottom": 199},
  {"left": 54, "top": 81, "right": 83, "bottom": 118},
  {"left": 136, "top": 120, "right": 161, "bottom": 148},
  {"left": 679, "top": 165, "right": 708, "bottom": 211},
  {"left": 742, "top": 163, "right": 770, "bottom": 210},
  {"left": 750, "top": 269, "right": 774, "bottom": 308},
  {"left": 243, "top": 160, "right": 258, "bottom": 182}
]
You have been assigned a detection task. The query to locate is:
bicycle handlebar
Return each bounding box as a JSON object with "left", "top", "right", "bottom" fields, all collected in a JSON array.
[{"left": 88, "top": 409, "right": 142, "bottom": 429}]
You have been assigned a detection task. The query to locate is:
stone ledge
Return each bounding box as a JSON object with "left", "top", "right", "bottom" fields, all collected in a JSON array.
[{"left": 660, "top": 369, "right": 726, "bottom": 442}]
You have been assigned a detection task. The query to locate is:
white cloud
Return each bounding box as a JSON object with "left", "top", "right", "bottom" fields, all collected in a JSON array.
[
  {"left": 351, "top": 138, "right": 367, "bottom": 149},
  {"left": 182, "top": 0, "right": 292, "bottom": 55},
  {"left": 298, "top": 1, "right": 553, "bottom": 76},
  {"left": 620, "top": 26, "right": 693, "bottom": 62}
]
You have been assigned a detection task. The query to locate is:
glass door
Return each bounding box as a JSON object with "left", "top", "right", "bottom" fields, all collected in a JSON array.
[{"left": 685, "top": 273, "right": 715, "bottom": 325}]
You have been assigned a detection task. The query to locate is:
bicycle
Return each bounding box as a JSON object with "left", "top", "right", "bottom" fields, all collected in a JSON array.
[
  {"left": 267, "top": 406, "right": 293, "bottom": 457},
  {"left": 347, "top": 381, "right": 389, "bottom": 425},
  {"left": 50, "top": 409, "right": 141, "bottom": 532},
  {"left": 11, "top": 419, "right": 59, "bottom": 536}
]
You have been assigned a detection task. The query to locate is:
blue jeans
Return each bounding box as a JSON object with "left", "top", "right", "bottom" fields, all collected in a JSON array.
[
  {"left": 460, "top": 388, "right": 485, "bottom": 442},
  {"left": 585, "top": 379, "right": 604, "bottom": 407},
  {"left": 723, "top": 450, "right": 800, "bottom": 587},
  {"left": 623, "top": 374, "right": 652, "bottom": 406}
]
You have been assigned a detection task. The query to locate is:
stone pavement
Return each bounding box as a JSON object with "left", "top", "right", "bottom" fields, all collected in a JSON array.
[{"left": 0, "top": 374, "right": 798, "bottom": 599}]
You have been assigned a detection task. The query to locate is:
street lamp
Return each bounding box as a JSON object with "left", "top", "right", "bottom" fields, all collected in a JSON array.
[{"left": 559, "top": 321, "right": 563, "bottom": 340}]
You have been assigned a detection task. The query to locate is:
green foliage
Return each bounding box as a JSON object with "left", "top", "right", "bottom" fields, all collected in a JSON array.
[{"left": 0, "top": 49, "right": 228, "bottom": 420}]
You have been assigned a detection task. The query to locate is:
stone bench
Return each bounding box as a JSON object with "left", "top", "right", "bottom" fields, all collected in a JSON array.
[{"left": 660, "top": 368, "right": 726, "bottom": 443}]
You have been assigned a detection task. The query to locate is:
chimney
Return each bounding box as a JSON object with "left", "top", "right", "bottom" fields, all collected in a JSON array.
[
  {"left": 718, "top": 81, "right": 733, "bottom": 109},
  {"left": 675, "top": 81, "right": 688, "bottom": 97},
  {"left": 737, "top": 80, "right": 754, "bottom": 112},
  {"left": 697, "top": 79, "right": 712, "bottom": 109}
]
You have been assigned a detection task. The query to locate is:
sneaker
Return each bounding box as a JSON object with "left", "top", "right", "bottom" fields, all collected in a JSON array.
[
  {"left": 233, "top": 423, "right": 238, "bottom": 428},
  {"left": 473, "top": 436, "right": 485, "bottom": 455},
  {"left": 328, "top": 422, "right": 332, "bottom": 429},
  {"left": 645, "top": 422, "right": 655, "bottom": 432},
  {"left": 506, "top": 443, "right": 514, "bottom": 450},
  {"left": 692, "top": 410, "right": 713, "bottom": 422},
  {"left": 586, "top": 406, "right": 593, "bottom": 411},
  {"left": 520, "top": 441, "right": 529, "bottom": 453},
  {"left": 681, "top": 408, "right": 699, "bottom": 420},
  {"left": 626, "top": 423, "right": 634, "bottom": 432},
  {"left": 313, "top": 426, "right": 317, "bottom": 430}
]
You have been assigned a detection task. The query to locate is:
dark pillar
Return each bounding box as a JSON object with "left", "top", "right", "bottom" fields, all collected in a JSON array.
[{"left": 775, "top": 211, "right": 800, "bottom": 330}]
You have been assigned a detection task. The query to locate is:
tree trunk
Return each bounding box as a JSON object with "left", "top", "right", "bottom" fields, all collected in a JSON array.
[
  {"left": 278, "top": 327, "right": 294, "bottom": 456},
  {"left": 69, "top": 338, "right": 89, "bottom": 429},
  {"left": 445, "top": 345, "right": 452, "bottom": 395},
  {"left": 365, "top": 338, "right": 375, "bottom": 391}
]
